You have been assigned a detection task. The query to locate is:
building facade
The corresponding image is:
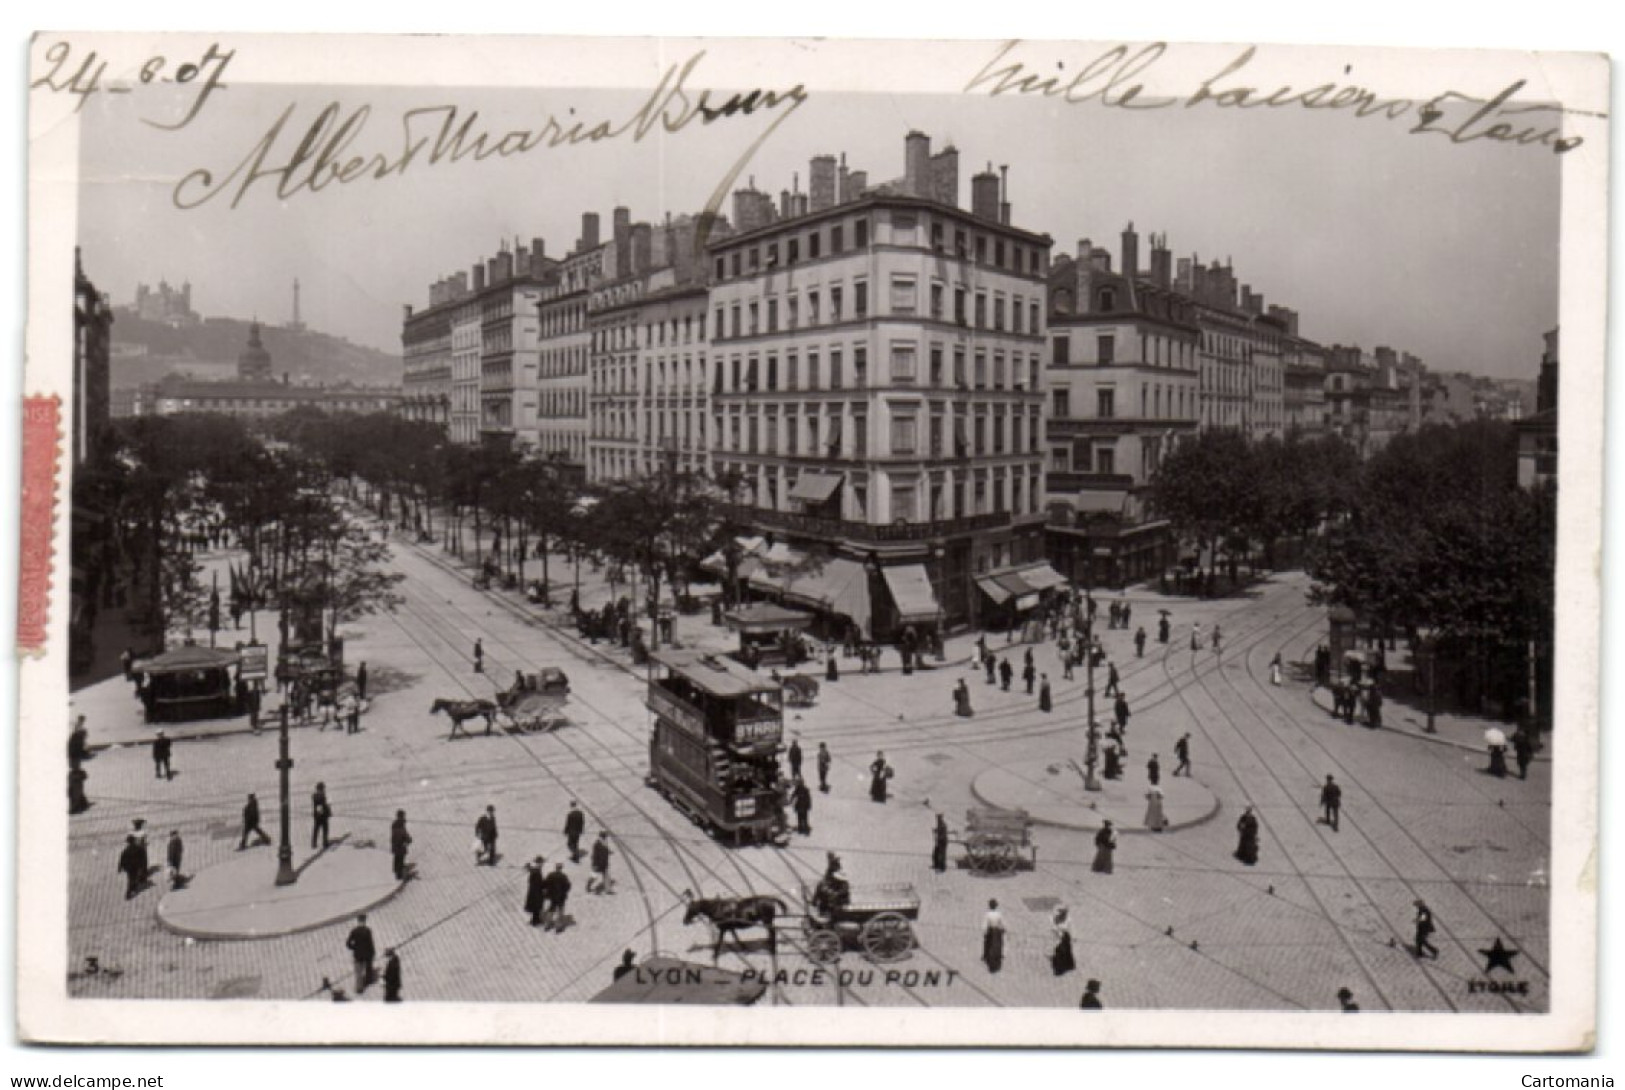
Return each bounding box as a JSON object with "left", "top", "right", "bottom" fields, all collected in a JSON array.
[
  {"left": 704, "top": 133, "right": 1053, "bottom": 634},
  {"left": 1517, "top": 328, "right": 1558, "bottom": 490},
  {"left": 536, "top": 216, "right": 607, "bottom": 473},
  {"left": 1045, "top": 227, "right": 1200, "bottom": 587},
  {"left": 73, "top": 248, "right": 114, "bottom": 469}
]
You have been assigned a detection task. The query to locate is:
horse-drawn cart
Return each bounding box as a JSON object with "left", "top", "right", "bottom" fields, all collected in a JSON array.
[
  {"left": 960, "top": 807, "right": 1037, "bottom": 875},
  {"left": 496, "top": 668, "right": 571, "bottom": 733},
  {"left": 801, "top": 882, "right": 920, "bottom": 964},
  {"left": 778, "top": 673, "right": 820, "bottom": 708}
]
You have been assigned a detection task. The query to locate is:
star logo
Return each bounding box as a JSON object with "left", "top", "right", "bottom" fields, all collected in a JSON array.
[{"left": 1478, "top": 937, "right": 1520, "bottom": 975}]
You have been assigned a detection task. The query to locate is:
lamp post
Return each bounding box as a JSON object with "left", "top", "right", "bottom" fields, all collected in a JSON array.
[
  {"left": 1082, "top": 611, "right": 1102, "bottom": 792},
  {"left": 273, "top": 701, "right": 297, "bottom": 886}
]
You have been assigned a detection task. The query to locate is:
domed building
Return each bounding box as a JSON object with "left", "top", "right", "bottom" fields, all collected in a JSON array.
[{"left": 238, "top": 320, "right": 273, "bottom": 381}]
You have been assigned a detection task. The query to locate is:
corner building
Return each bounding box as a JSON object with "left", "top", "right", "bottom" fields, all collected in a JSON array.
[{"left": 706, "top": 133, "right": 1053, "bottom": 636}]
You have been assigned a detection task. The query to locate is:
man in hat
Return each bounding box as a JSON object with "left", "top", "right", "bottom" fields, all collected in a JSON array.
[
  {"left": 475, "top": 804, "right": 498, "bottom": 866},
  {"left": 382, "top": 947, "right": 403, "bottom": 1003},
  {"left": 239, "top": 793, "right": 270, "bottom": 850},
  {"left": 1135, "top": 626, "right": 1147, "bottom": 658},
  {"left": 151, "top": 730, "right": 173, "bottom": 781},
  {"left": 588, "top": 831, "right": 616, "bottom": 895},
  {"left": 117, "top": 835, "right": 146, "bottom": 899},
  {"left": 166, "top": 829, "right": 185, "bottom": 889},
  {"left": 1080, "top": 979, "right": 1104, "bottom": 1009},
  {"left": 311, "top": 782, "right": 332, "bottom": 850},
  {"left": 1174, "top": 733, "right": 1192, "bottom": 777},
  {"left": 1337, "top": 987, "right": 1359, "bottom": 1012},
  {"left": 345, "top": 914, "right": 376, "bottom": 994},
  {"left": 524, "top": 858, "right": 547, "bottom": 925},
  {"left": 869, "top": 752, "right": 892, "bottom": 803},
  {"left": 1319, "top": 775, "right": 1342, "bottom": 832},
  {"left": 1412, "top": 900, "right": 1440, "bottom": 959},
  {"left": 817, "top": 742, "right": 832, "bottom": 793},
  {"left": 564, "top": 801, "right": 587, "bottom": 863},
  {"left": 791, "top": 777, "right": 813, "bottom": 836},
  {"left": 391, "top": 810, "right": 413, "bottom": 880},
  {"left": 787, "top": 737, "right": 804, "bottom": 780},
  {"left": 542, "top": 862, "right": 572, "bottom": 932},
  {"left": 1147, "top": 753, "right": 1161, "bottom": 787}
]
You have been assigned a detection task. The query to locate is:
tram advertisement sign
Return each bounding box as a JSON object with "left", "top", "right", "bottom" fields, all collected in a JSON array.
[{"left": 238, "top": 643, "right": 269, "bottom": 681}]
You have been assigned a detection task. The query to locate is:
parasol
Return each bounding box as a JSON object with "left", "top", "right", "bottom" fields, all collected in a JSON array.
[{"left": 1484, "top": 727, "right": 1508, "bottom": 748}]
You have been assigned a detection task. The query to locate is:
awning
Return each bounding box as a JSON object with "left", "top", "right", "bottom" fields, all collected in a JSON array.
[
  {"left": 726, "top": 602, "right": 816, "bottom": 633},
  {"left": 133, "top": 644, "right": 242, "bottom": 675},
  {"left": 590, "top": 956, "right": 767, "bottom": 1006},
  {"left": 882, "top": 564, "right": 941, "bottom": 624},
  {"left": 1069, "top": 490, "right": 1129, "bottom": 516},
  {"left": 753, "top": 556, "right": 872, "bottom": 634},
  {"left": 994, "top": 572, "right": 1034, "bottom": 598},
  {"left": 788, "top": 472, "right": 843, "bottom": 504},
  {"left": 1014, "top": 593, "right": 1041, "bottom": 612},
  {"left": 1018, "top": 562, "right": 1068, "bottom": 591},
  {"left": 700, "top": 536, "right": 768, "bottom": 574},
  {"left": 976, "top": 576, "right": 1014, "bottom": 605}
]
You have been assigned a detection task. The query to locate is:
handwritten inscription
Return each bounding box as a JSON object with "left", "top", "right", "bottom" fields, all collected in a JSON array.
[
  {"left": 966, "top": 40, "right": 1589, "bottom": 155},
  {"left": 171, "top": 51, "right": 805, "bottom": 213},
  {"left": 31, "top": 39, "right": 233, "bottom": 130}
]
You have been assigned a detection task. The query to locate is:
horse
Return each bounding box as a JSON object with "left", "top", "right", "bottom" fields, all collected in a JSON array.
[
  {"left": 430, "top": 698, "right": 497, "bottom": 739},
  {"left": 681, "top": 891, "right": 788, "bottom": 961}
]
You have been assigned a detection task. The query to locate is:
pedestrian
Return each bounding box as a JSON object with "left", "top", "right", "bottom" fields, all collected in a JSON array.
[
  {"left": 1103, "top": 743, "right": 1123, "bottom": 780},
  {"left": 383, "top": 948, "right": 402, "bottom": 1003},
  {"left": 1337, "top": 987, "right": 1360, "bottom": 1012},
  {"left": 543, "top": 862, "right": 572, "bottom": 931},
  {"left": 355, "top": 661, "right": 369, "bottom": 702},
  {"left": 69, "top": 767, "right": 90, "bottom": 814},
  {"left": 817, "top": 742, "right": 832, "bottom": 793},
  {"left": 984, "top": 654, "right": 996, "bottom": 686},
  {"left": 1158, "top": 615, "right": 1170, "bottom": 645},
  {"left": 931, "top": 814, "right": 950, "bottom": 873},
  {"left": 120, "top": 647, "right": 134, "bottom": 681},
  {"left": 1270, "top": 652, "right": 1283, "bottom": 686},
  {"left": 166, "top": 829, "right": 185, "bottom": 889},
  {"left": 475, "top": 804, "right": 498, "bottom": 865},
  {"left": 788, "top": 737, "right": 804, "bottom": 780},
  {"left": 1212, "top": 624, "right": 1222, "bottom": 653},
  {"left": 151, "top": 730, "right": 173, "bottom": 780},
  {"left": 999, "top": 657, "right": 1013, "bottom": 692},
  {"left": 826, "top": 651, "right": 839, "bottom": 683},
  {"left": 311, "top": 782, "right": 332, "bottom": 850},
  {"left": 1513, "top": 730, "right": 1534, "bottom": 780},
  {"left": 1123, "top": 604, "right": 1132, "bottom": 629},
  {"left": 564, "top": 801, "right": 586, "bottom": 862},
  {"left": 1235, "top": 805, "right": 1260, "bottom": 865},
  {"left": 346, "top": 701, "right": 361, "bottom": 735},
  {"left": 391, "top": 810, "right": 413, "bottom": 880},
  {"left": 588, "top": 831, "right": 616, "bottom": 894},
  {"left": 1341, "top": 683, "right": 1356, "bottom": 725},
  {"left": 525, "top": 858, "right": 546, "bottom": 925},
  {"left": 792, "top": 777, "right": 813, "bottom": 835},
  {"left": 981, "top": 899, "right": 1005, "bottom": 973},
  {"left": 117, "top": 834, "right": 146, "bottom": 899},
  {"left": 473, "top": 638, "right": 484, "bottom": 674},
  {"left": 1038, "top": 674, "right": 1052, "bottom": 713},
  {"left": 1092, "top": 820, "right": 1117, "bottom": 874},
  {"left": 1412, "top": 899, "right": 1440, "bottom": 959},
  {"left": 1105, "top": 662, "right": 1120, "bottom": 698},
  {"left": 1147, "top": 753, "right": 1161, "bottom": 787},
  {"left": 869, "top": 752, "right": 892, "bottom": 803},
  {"left": 1135, "top": 626, "right": 1147, "bottom": 658},
  {"left": 1080, "top": 979, "right": 1104, "bottom": 1009},
  {"left": 954, "top": 678, "right": 974, "bottom": 717},
  {"left": 1174, "top": 733, "right": 1191, "bottom": 777},
  {"left": 1114, "top": 693, "right": 1130, "bottom": 732},
  {"left": 1191, "top": 623, "right": 1202, "bottom": 653},
  {"left": 69, "top": 714, "right": 90, "bottom": 766},
  {"left": 1051, "top": 906, "right": 1077, "bottom": 976},
  {"left": 239, "top": 793, "right": 270, "bottom": 850},
  {"left": 1320, "top": 775, "right": 1342, "bottom": 832},
  {"left": 1143, "top": 785, "right": 1168, "bottom": 832},
  {"left": 1366, "top": 686, "right": 1384, "bottom": 729},
  {"left": 345, "top": 914, "right": 376, "bottom": 995},
  {"left": 1062, "top": 651, "right": 1075, "bottom": 681},
  {"left": 1022, "top": 658, "right": 1036, "bottom": 695},
  {"left": 613, "top": 949, "right": 638, "bottom": 982}
]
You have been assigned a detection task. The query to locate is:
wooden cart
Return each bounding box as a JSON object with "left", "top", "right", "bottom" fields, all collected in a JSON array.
[
  {"left": 800, "top": 882, "right": 920, "bottom": 964},
  {"left": 496, "top": 668, "right": 571, "bottom": 732},
  {"left": 961, "top": 807, "right": 1037, "bottom": 876}
]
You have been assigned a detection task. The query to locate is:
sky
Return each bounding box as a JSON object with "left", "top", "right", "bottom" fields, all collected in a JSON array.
[{"left": 76, "top": 55, "right": 1562, "bottom": 380}]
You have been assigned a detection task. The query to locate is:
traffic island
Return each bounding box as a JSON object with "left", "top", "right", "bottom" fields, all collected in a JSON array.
[
  {"left": 970, "top": 760, "right": 1220, "bottom": 834},
  {"left": 156, "top": 841, "right": 406, "bottom": 940}
]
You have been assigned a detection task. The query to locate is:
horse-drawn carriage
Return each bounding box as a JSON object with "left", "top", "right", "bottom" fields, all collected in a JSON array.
[
  {"left": 776, "top": 672, "right": 820, "bottom": 708},
  {"left": 496, "top": 668, "right": 571, "bottom": 733},
  {"left": 801, "top": 879, "right": 920, "bottom": 964},
  {"left": 959, "top": 807, "right": 1037, "bottom": 875}
]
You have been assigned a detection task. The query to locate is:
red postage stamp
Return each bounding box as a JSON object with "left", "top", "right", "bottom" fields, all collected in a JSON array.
[{"left": 17, "top": 395, "right": 62, "bottom": 655}]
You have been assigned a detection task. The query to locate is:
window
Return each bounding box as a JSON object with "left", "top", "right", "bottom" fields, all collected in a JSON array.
[
  {"left": 831, "top": 225, "right": 844, "bottom": 253},
  {"left": 809, "top": 290, "right": 821, "bottom": 324},
  {"left": 731, "top": 304, "right": 741, "bottom": 339},
  {"left": 890, "top": 276, "right": 918, "bottom": 314},
  {"left": 749, "top": 248, "right": 760, "bottom": 271},
  {"left": 993, "top": 352, "right": 1006, "bottom": 390},
  {"left": 767, "top": 355, "right": 779, "bottom": 392},
  {"left": 808, "top": 231, "right": 821, "bottom": 259},
  {"left": 808, "top": 350, "right": 820, "bottom": 389},
  {"left": 748, "top": 302, "right": 759, "bottom": 336},
  {"left": 930, "top": 282, "right": 944, "bottom": 319},
  {"left": 786, "top": 351, "right": 798, "bottom": 391},
  {"left": 1053, "top": 335, "right": 1070, "bottom": 365},
  {"left": 931, "top": 415, "right": 944, "bottom": 456},
  {"left": 854, "top": 280, "right": 869, "bottom": 319},
  {"left": 853, "top": 413, "right": 867, "bottom": 457},
  {"left": 974, "top": 416, "right": 986, "bottom": 455},
  {"left": 1097, "top": 389, "right": 1115, "bottom": 418},
  {"left": 1095, "top": 445, "right": 1116, "bottom": 474},
  {"left": 1098, "top": 334, "right": 1115, "bottom": 364},
  {"left": 831, "top": 286, "right": 844, "bottom": 322},
  {"left": 1051, "top": 446, "right": 1070, "bottom": 472},
  {"left": 995, "top": 240, "right": 1006, "bottom": 267},
  {"left": 975, "top": 236, "right": 987, "bottom": 264},
  {"left": 994, "top": 295, "right": 1006, "bottom": 331},
  {"left": 1052, "top": 388, "right": 1069, "bottom": 418},
  {"left": 1100, "top": 288, "right": 1116, "bottom": 312},
  {"left": 1030, "top": 301, "right": 1041, "bottom": 334},
  {"left": 767, "top": 243, "right": 779, "bottom": 268},
  {"left": 931, "top": 222, "right": 944, "bottom": 251},
  {"left": 890, "top": 342, "right": 917, "bottom": 382},
  {"left": 788, "top": 238, "right": 799, "bottom": 264},
  {"left": 953, "top": 347, "right": 966, "bottom": 386},
  {"left": 974, "top": 350, "right": 988, "bottom": 389},
  {"left": 831, "top": 348, "right": 843, "bottom": 389},
  {"left": 855, "top": 218, "right": 869, "bottom": 247},
  {"left": 854, "top": 346, "right": 868, "bottom": 386},
  {"left": 930, "top": 346, "right": 944, "bottom": 386},
  {"left": 893, "top": 484, "right": 916, "bottom": 522},
  {"left": 715, "top": 257, "right": 726, "bottom": 281},
  {"left": 1012, "top": 295, "right": 1023, "bottom": 334},
  {"left": 954, "top": 287, "right": 967, "bottom": 326},
  {"left": 891, "top": 415, "right": 917, "bottom": 454},
  {"left": 730, "top": 358, "right": 741, "bottom": 391},
  {"left": 731, "top": 252, "right": 742, "bottom": 276},
  {"left": 993, "top": 413, "right": 1005, "bottom": 453}
]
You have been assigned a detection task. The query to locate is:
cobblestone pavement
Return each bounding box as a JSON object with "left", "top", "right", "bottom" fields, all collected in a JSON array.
[{"left": 66, "top": 537, "right": 1551, "bottom": 1012}]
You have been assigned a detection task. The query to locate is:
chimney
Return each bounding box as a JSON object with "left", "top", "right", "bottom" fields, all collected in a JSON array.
[
  {"left": 1151, "top": 234, "right": 1172, "bottom": 288},
  {"left": 929, "top": 145, "right": 960, "bottom": 206},
  {"left": 780, "top": 188, "right": 793, "bottom": 219},
  {"left": 493, "top": 250, "right": 513, "bottom": 283},
  {"left": 809, "top": 155, "right": 837, "bottom": 212},
  {"left": 998, "top": 164, "right": 1011, "bottom": 225},
  {"left": 453, "top": 271, "right": 467, "bottom": 297},
  {"left": 904, "top": 131, "right": 931, "bottom": 198},
  {"left": 1121, "top": 222, "right": 1140, "bottom": 282},
  {"left": 403, "top": 303, "right": 414, "bottom": 321},
  {"left": 1090, "top": 247, "right": 1112, "bottom": 274},
  {"left": 613, "top": 206, "right": 632, "bottom": 271},
  {"left": 515, "top": 244, "right": 529, "bottom": 275},
  {"left": 847, "top": 170, "right": 868, "bottom": 199},
  {"left": 473, "top": 263, "right": 486, "bottom": 292},
  {"left": 1176, "top": 257, "right": 1192, "bottom": 293},
  {"left": 630, "top": 223, "right": 653, "bottom": 274},
  {"left": 580, "top": 211, "right": 601, "bottom": 251},
  {"left": 971, "top": 165, "right": 1000, "bottom": 221},
  {"left": 1077, "top": 238, "right": 1092, "bottom": 261}
]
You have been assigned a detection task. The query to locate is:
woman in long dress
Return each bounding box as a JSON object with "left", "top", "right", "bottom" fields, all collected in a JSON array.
[
  {"left": 1092, "top": 821, "right": 1117, "bottom": 874},
  {"left": 1038, "top": 675, "right": 1052, "bottom": 713},
  {"left": 1143, "top": 786, "right": 1168, "bottom": 832},
  {"left": 1050, "top": 907, "right": 1076, "bottom": 976},
  {"left": 1235, "top": 806, "right": 1260, "bottom": 865}
]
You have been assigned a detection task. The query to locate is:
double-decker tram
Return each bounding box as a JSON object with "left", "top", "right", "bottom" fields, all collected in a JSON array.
[{"left": 646, "top": 650, "right": 788, "bottom": 846}]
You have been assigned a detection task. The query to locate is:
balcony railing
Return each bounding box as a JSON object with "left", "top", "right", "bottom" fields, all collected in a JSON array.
[{"left": 722, "top": 503, "right": 1010, "bottom": 542}]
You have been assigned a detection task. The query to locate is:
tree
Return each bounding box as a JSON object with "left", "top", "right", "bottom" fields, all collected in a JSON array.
[{"left": 1148, "top": 429, "right": 1261, "bottom": 582}]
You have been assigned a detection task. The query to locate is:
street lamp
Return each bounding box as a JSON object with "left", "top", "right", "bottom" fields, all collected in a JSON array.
[
  {"left": 1082, "top": 610, "right": 1102, "bottom": 792},
  {"left": 273, "top": 701, "right": 297, "bottom": 886}
]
